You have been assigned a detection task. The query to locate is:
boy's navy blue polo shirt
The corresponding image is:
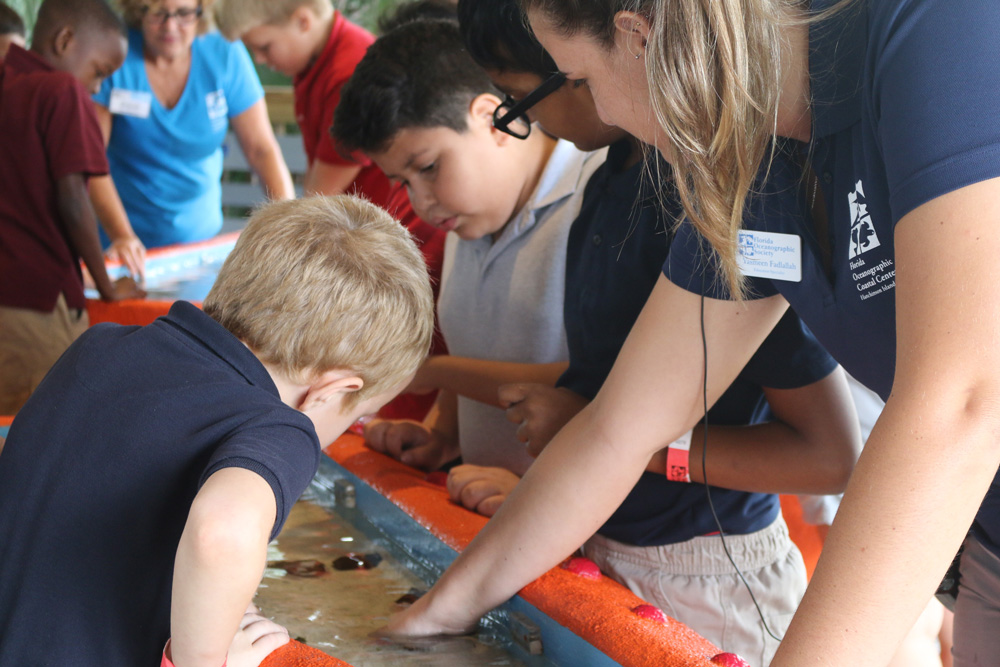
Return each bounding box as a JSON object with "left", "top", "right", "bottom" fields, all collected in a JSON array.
[
  {"left": 559, "top": 140, "right": 837, "bottom": 545},
  {"left": 558, "top": 139, "right": 675, "bottom": 400},
  {"left": 665, "top": 0, "right": 1000, "bottom": 554},
  {"left": 0, "top": 302, "right": 320, "bottom": 665}
]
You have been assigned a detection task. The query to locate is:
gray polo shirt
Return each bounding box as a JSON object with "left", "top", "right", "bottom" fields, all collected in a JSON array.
[{"left": 438, "top": 139, "right": 606, "bottom": 475}]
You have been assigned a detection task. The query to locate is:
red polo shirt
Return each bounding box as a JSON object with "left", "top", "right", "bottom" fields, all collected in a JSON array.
[
  {"left": 0, "top": 45, "right": 108, "bottom": 312},
  {"left": 293, "top": 17, "right": 447, "bottom": 421},
  {"left": 292, "top": 12, "right": 446, "bottom": 300},
  {"left": 293, "top": 12, "right": 391, "bottom": 202}
]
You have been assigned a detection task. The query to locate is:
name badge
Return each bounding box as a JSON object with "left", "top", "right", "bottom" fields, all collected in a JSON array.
[
  {"left": 736, "top": 230, "right": 802, "bottom": 282},
  {"left": 108, "top": 88, "right": 152, "bottom": 118}
]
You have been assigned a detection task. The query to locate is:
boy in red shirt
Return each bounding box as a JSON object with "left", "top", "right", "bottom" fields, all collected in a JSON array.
[
  {"left": 215, "top": 0, "right": 448, "bottom": 421},
  {"left": 0, "top": 0, "right": 144, "bottom": 415},
  {"left": 214, "top": 0, "right": 442, "bottom": 244}
]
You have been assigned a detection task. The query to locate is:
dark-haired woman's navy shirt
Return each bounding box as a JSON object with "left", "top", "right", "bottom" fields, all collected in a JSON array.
[
  {"left": 665, "top": 0, "right": 1000, "bottom": 555},
  {"left": 562, "top": 140, "right": 836, "bottom": 546}
]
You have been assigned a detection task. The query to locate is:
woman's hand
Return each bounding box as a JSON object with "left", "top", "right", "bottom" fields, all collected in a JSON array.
[{"left": 106, "top": 235, "right": 146, "bottom": 282}]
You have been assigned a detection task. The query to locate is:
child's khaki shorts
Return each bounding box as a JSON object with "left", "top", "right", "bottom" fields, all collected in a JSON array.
[{"left": 582, "top": 515, "right": 806, "bottom": 667}]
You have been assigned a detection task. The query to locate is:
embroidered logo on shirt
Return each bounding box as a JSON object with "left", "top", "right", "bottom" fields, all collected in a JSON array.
[
  {"left": 205, "top": 90, "right": 229, "bottom": 132},
  {"left": 847, "top": 180, "right": 881, "bottom": 259},
  {"left": 847, "top": 179, "right": 895, "bottom": 301}
]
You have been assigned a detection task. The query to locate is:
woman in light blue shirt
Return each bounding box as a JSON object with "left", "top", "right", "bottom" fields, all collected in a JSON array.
[{"left": 91, "top": 0, "right": 292, "bottom": 256}]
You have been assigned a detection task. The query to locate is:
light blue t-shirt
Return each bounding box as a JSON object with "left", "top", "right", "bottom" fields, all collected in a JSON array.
[{"left": 94, "top": 30, "right": 263, "bottom": 248}]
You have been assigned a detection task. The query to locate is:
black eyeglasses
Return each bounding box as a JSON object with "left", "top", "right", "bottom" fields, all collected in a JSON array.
[
  {"left": 143, "top": 6, "right": 203, "bottom": 25},
  {"left": 492, "top": 71, "right": 567, "bottom": 139}
]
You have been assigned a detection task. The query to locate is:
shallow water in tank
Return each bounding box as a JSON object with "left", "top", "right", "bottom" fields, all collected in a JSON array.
[{"left": 258, "top": 494, "right": 525, "bottom": 666}]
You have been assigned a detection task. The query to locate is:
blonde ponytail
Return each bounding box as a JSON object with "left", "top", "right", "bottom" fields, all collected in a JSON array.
[{"left": 645, "top": 0, "right": 795, "bottom": 299}]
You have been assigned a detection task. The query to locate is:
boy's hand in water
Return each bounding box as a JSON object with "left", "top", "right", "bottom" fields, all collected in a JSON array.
[
  {"left": 446, "top": 464, "right": 519, "bottom": 517},
  {"left": 364, "top": 418, "right": 458, "bottom": 470},
  {"left": 499, "top": 384, "right": 587, "bottom": 457},
  {"left": 225, "top": 604, "right": 289, "bottom": 667}
]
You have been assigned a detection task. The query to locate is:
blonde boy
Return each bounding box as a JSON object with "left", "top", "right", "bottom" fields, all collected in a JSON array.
[
  {"left": 0, "top": 196, "right": 433, "bottom": 666},
  {"left": 215, "top": 0, "right": 411, "bottom": 204}
]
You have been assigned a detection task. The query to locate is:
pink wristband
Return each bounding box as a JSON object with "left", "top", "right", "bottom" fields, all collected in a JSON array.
[
  {"left": 161, "top": 640, "right": 175, "bottom": 667},
  {"left": 665, "top": 429, "right": 693, "bottom": 483}
]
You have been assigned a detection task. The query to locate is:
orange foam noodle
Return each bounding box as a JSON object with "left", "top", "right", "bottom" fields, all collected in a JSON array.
[
  {"left": 325, "top": 433, "right": 722, "bottom": 667},
  {"left": 261, "top": 640, "right": 355, "bottom": 667},
  {"left": 87, "top": 298, "right": 183, "bottom": 327}
]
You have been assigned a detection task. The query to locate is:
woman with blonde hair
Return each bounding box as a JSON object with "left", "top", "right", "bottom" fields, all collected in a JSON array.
[
  {"left": 90, "top": 0, "right": 293, "bottom": 256},
  {"left": 385, "top": 1, "right": 1000, "bottom": 665}
]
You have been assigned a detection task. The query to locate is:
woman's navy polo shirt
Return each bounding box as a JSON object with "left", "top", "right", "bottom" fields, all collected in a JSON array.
[
  {"left": 665, "top": 0, "right": 1000, "bottom": 553},
  {"left": 560, "top": 140, "right": 837, "bottom": 545}
]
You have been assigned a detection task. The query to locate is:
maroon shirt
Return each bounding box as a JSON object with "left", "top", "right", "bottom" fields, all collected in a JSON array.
[{"left": 0, "top": 45, "right": 108, "bottom": 312}]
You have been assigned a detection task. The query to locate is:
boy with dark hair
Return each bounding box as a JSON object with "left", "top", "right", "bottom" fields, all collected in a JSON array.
[
  {"left": 0, "top": 1, "right": 25, "bottom": 58},
  {"left": 334, "top": 19, "right": 604, "bottom": 482},
  {"left": 0, "top": 0, "right": 144, "bottom": 415},
  {"left": 0, "top": 195, "right": 434, "bottom": 666}
]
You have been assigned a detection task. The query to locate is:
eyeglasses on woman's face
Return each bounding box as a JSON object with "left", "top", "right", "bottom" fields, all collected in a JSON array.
[
  {"left": 491, "top": 71, "right": 567, "bottom": 139},
  {"left": 142, "top": 5, "right": 202, "bottom": 26}
]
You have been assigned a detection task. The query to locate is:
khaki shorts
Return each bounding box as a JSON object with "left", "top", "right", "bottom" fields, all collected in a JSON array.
[
  {"left": 0, "top": 294, "right": 88, "bottom": 415},
  {"left": 582, "top": 515, "right": 806, "bottom": 666}
]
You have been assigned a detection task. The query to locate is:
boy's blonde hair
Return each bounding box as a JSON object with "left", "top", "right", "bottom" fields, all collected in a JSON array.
[
  {"left": 214, "top": 0, "right": 330, "bottom": 40},
  {"left": 117, "top": 0, "right": 216, "bottom": 33},
  {"left": 203, "top": 195, "right": 434, "bottom": 410}
]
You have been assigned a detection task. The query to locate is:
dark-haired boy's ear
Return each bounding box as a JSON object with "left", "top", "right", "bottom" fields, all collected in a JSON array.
[
  {"left": 299, "top": 370, "right": 365, "bottom": 412},
  {"left": 51, "top": 25, "right": 75, "bottom": 57},
  {"left": 469, "top": 93, "right": 509, "bottom": 144},
  {"left": 612, "top": 11, "right": 650, "bottom": 57}
]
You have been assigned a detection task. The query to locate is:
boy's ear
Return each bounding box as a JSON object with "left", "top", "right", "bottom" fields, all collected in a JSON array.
[
  {"left": 298, "top": 370, "right": 364, "bottom": 412},
  {"left": 51, "top": 25, "right": 75, "bottom": 57},
  {"left": 289, "top": 5, "right": 315, "bottom": 33},
  {"left": 469, "top": 93, "right": 510, "bottom": 146},
  {"left": 612, "top": 10, "right": 650, "bottom": 57}
]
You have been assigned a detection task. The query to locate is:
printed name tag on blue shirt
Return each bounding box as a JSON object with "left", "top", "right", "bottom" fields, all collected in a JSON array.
[
  {"left": 736, "top": 230, "right": 802, "bottom": 282},
  {"left": 108, "top": 89, "right": 152, "bottom": 118}
]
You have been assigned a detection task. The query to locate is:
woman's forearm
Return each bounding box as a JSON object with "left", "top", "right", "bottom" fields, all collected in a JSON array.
[
  {"left": 772, "top": 397, "right": 997, "bottom": 665},
  {"left": 89, "top": 174, "right": 136, "bottom": 242},
  {"left": 418, "top": 401, "right": 652, "bottom": 626},
  {"left": 231, "top": 100, "right": 295, "bottom": 201}
]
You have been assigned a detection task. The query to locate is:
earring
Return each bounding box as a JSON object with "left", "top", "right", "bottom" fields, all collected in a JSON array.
[{"left": 635, "top": 52, "right": 641, "bottom": 59}]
